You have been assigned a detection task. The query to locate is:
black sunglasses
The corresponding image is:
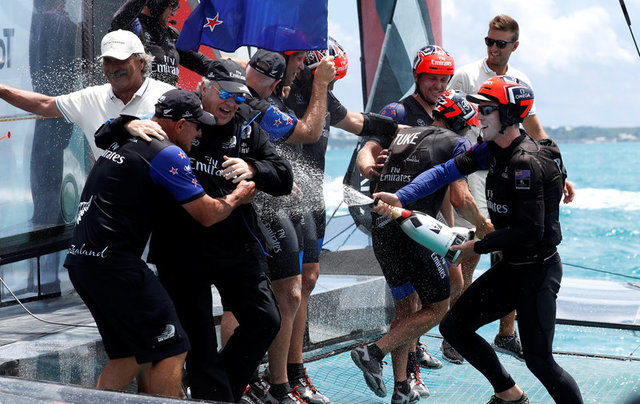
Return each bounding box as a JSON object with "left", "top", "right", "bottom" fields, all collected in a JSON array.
[
  {"left": 185, "top": 119, "right": 202, "bottom": 131},
  {"left": 478, "top": 105, "right": 500, "bottom": 115},
  {"left": 484, "top": 37, "right": 516, "bottom": 49}
]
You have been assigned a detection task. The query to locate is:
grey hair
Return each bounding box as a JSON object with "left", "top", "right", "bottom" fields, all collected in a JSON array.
[
  {"left": 136, "top": 53, "right": 155, "bottom": 77},
  {"left": 195, "top": 77, "right": 216, "bottom": 98}
]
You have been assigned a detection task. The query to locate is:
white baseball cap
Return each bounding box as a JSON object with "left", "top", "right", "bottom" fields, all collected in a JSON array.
[{"left": 98, "top": 30, "right": 145, "bottom": 60}]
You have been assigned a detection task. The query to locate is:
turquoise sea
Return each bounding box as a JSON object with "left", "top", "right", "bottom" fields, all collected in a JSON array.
[{"left": 321, "top": 140, "right": 640, "bottom": 282}]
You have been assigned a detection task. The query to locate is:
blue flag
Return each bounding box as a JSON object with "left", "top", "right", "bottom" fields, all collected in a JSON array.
[{"left": 176, "top": 0, "right": 328, "bottom": 53}]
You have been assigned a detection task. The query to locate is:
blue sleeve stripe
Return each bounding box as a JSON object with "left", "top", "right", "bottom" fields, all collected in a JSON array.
[
  {"left": 396, "top": 159, "right": 463, "bottom": 206},
  {"left": 149, "top": 145, "right": 204, "bottom": 202}
]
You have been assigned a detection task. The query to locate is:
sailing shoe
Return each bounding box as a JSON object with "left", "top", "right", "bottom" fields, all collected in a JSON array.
[
  {"left": 241, "top": 385, "right": 267, "bottom": 404},
  {"left": 440, "top": 339, "right": 464, "bottom": 364},
  {"left": 263, "top": 388, "right": 305, "bottom": 404},
  {"left": 407, "top": 365, "right": 430, "bottom": 398},
  {"left": 290, "top": 368, "right": 330, "bottom": 403},
  {"left": 492, "top": 332, "right": 525, "bottom": 361},
  {"left": 416, "top": 343, "right": 443, "bottom": 369},
  {"left": 241, "top": 378, "right": 269, "bottom": 404},
  {"left": 350, "top": 344, "right": 387, "bottom": 397},
  {"left": 486, "top": 391, "right": 529, "bottom": 404},
  {"left": 391, "top": 385, "right": 420, "bottom": 404}
]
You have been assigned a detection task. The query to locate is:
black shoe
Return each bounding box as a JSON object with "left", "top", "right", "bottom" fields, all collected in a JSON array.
[
  {"left": 486, "top": 391, "right": 529, "bottom": 404},
  {"left": 350, "top": 344, "right": 387, "bottom": 397},
  {"left": 492, "top": 332, "right": 525, "bottom": 361},
  {"left": 440, "top": 339, "right": 464, "bottom": 364}
]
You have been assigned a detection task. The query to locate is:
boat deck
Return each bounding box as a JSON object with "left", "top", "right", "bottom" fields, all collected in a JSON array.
[{"left": 1, "top": 248, "right": 639, "bottom": 403}]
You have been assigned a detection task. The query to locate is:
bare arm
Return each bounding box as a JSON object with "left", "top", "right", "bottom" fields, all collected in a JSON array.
[
  {"left": 357, "top": 141, "right": 386, "bottom": 179},
  {"left": 449, "top": 178, "right": 493, "bottom": 238},
  {"left": 285, "top": 56, "right": 335, "bottom": 144},
  {"left": 0, "top": 84, "right": 61, "bottom": 117},
  {"left": 182, "top": 180, "right": 256, "bottom": 227},
  {"left": 334, "top": 110, "right": 364, "bottom": 133},
  {"left": 522, "top": 114, "right": 547, "bottom": 140}
]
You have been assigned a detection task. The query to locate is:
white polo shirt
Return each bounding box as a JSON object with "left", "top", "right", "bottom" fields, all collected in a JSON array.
[
  {"left": 448, "top": 58, "right": 537, "bottom": 115},
  {"left": 56, "top": 77, "right": 174, "bottom": 157},
  {"left": 447, "top": 58, "right": 538, "bottom": 224}
]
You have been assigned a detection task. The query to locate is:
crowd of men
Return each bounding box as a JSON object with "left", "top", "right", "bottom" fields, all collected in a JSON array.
[{"left": 0, "top": 1, "right": 581, "bottom": 403}]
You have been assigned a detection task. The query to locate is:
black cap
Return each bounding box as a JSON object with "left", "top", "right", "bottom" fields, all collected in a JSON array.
[
  {"left": 249, "top": 49, "right": 286, "bottom": 80},
  {"left": 205, "top": 59, "right": 251, "bottom": 96},
  {"left": 155, "top": 89, "right": 216, "bottom": 126}
]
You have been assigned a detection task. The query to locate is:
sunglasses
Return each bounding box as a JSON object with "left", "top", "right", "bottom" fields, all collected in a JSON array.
[
  {"left": 169, "top": 1, "right": 180, "bottom": 11},
  {"left": 218, "top": 89, "right": 245, "bottom": 105},
  {"left": 185, "top": 119, "right": 201, "bottom": 131},
  {"left": 484, "top": 37, "right": 516, "bottom": 49},
  {"left": 478, "top": 105, "right": 500, "bottom": 115}
]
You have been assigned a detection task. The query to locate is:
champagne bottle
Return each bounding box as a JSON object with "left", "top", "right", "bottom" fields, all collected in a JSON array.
[{"left": 374, "top": 198, "right": 474, "bottom": 261}]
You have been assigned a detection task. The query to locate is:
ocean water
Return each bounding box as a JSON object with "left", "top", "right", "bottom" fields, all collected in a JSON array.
[{"left": 322, "top": 141, "right": 640, "bottom": 282}]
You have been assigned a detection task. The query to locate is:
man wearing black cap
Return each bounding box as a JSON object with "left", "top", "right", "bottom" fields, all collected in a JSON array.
[
  {"left": 213, "top": 49, "right": 333, "bottom": 404},
  {"left": 109, "top": 59, "right": 294, "bottom": 402},
  {"left": 67, "top": 88, "right": 255, "bottom": 398}
]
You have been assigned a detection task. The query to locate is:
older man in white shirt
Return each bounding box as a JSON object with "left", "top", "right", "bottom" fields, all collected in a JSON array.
[{"left": 0, "top": 29, "right": 173, "bottom": 157}]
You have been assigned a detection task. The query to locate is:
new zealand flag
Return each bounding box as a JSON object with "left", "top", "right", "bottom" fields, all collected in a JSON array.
[{"left": 176, "top": 0, "right": 328, "bottom": 53}]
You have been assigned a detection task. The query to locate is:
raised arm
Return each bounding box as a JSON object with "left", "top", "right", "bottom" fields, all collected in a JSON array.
[
  {"left": 0, "top": 84, "right": 62, "bottom": 118},
  {"left": 285, "top": 56, "right": 335, "bottom": 144}
]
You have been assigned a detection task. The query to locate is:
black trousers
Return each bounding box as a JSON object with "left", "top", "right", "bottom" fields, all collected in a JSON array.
[
  {"left": 440, "top": 254, "right": 583, "bottom": 404},
  {"left": 157, "top": 243, "right": 281, "bottom": 402}
]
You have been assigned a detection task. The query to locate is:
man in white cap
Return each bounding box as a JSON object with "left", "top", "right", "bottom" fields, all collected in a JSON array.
[{"left": 0, "top": 29, "right": 173, "bottom": 157}]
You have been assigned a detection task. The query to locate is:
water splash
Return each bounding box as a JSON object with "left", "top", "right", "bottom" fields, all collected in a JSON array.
[{"left": 342, "top": 184, "right": 373, "bottom": 206}]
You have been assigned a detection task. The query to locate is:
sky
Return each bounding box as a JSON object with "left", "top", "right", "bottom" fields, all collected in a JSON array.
[{"left": 327, "top": 0, "right": 640, "bottom": 128}]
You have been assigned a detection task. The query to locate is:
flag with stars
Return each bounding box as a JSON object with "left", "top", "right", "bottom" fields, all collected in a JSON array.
[{"left": 176, "top": 0, "right": 328, "bottom": 53}]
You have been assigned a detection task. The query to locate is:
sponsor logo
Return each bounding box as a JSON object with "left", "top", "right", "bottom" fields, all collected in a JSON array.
[
  {"left": 431, "top": 252, "right": 447, "bottom": 279},
  {"left": 0, "top": 28, "right": 15, "bottom": 69},
  {"left": 487, "top": 200, "right": 508, "bottom": 214},
  {"left": 229, "top": 71, "right": 245, "bottom": 80},
  {"left": 156, "top": 324, "right": 176, "bottom": 343},
  {"left": 68, "top": 244, "right": 109, "bottom": 258},
  {"left": 394, "top": 132, "right": 420, "bottom": 146},
  {"left": 101, "top": 149, "right": 125, "bottom": 164},
  {"left": 76, "top": 195, "right": 93, "bottom": 224}
]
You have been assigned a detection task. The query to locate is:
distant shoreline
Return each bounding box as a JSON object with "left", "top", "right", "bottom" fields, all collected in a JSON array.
[{"left": 327, "top": 127, "right": 640, "bottom": 149}]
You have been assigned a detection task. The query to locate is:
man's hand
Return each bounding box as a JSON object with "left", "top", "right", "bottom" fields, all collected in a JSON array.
[
  {"left": 450, "top": 239, "right": 476, "bottom": 265},
  {"left": 563, "top": 180, "right": 575, "bottom": 204},
  {"left": 233, "top": 180, "right": 256, "bottom": 205},
  {"left": 124, "top": 119, "right": 167, "bottom": 142},
  {"left": 474, "top": 219, "right": 495, "bottom": 240},
  {"left": 221, "top": 155, "right": 257, "bottom": 183},
  {"left": 314, "top": 56, "right": 336, "bottom": 85}
]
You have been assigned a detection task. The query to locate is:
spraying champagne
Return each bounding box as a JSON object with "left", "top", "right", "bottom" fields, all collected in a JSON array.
[{"left": 373, "top": 198, "right": 475, "bottom": 262}]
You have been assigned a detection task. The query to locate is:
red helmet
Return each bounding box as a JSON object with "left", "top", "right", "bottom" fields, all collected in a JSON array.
[
  {"left": 433, "top": 90, "right": 478, "bottom": 133},
  {"left": 305, "top": 36, "right": 348, "bottom": 80},
  {"left": 412, "top": 45, "right": 454, "bottom": 76},
  {"left": 467, "top": 75, "right": 534, "bottom": 126}
]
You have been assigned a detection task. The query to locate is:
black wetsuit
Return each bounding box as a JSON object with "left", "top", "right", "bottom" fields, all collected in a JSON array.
[
  {"left": 285, "top": 77, "right": 348, "bottom": 261},
  {"left": 95, "top": 108, "right": 293, "bottom": 403},
  {"left": 110, "top": 0, "right": 211, "bottom": 85},
  {"left": 438, "top": 133, "right": 583, "bottom": 403},
  {"left": 371, "top": 126, "right": 470, "bottom": 302}
]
